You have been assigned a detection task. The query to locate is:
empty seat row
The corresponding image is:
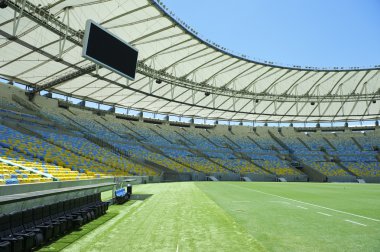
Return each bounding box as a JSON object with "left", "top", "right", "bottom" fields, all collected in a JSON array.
[{"left": 0, "top": 194, "right": 109, "bottom": 252}]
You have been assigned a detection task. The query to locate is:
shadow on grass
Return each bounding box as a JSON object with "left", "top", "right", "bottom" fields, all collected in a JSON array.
[
  {"left": 37, "top": 212, "right": 118, "bottom": 252},
  {"left": 130, "top": 194, "right": 153, "bottom": 201}
]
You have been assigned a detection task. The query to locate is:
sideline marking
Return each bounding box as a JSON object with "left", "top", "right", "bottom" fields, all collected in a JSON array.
[
  {"left": 233, "top": 209, "right": 246, "bottom": 212},
  {"left": 232, "top": 201, "right": 251, "bottom": 203},
  {"left": 269, "top": 200, "right": 290, "bottom": 205},
  {"left": 228, "top": 184, "right": 380, "bottom": 223},
  {"left": 176, "top": 244, "right": 179, "bottom": 252},
  {"left": 317, "top": 212, "right": 332, "bottom": 217},
  {"left": 345, "top": 220, "right": 367, "bottom": 226},
  {"left": 296, "top": 206, "right": 308, "bottom": 210}
]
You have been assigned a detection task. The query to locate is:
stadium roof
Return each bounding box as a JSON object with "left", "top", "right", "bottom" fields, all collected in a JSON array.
[{"left": 0, "top": 0, "right": 379, "bottom": 122}]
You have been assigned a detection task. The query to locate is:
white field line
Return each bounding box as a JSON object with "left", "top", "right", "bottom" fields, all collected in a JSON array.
[
  {"left": 176, "top": 243, "right": 179, "bottom": 252},
  {"left": 317, "top": 212, "right": 332, "bottom": 217},
  {"left": 233, "top": 209, "right": 246, "bottom": 212},
  {"left": 269, "top": 200, "right": 290, "bottom": 205},
  {"left": 228, "top": 184, "right": 380, "bottom": 223},
  {"left": 296, "top": 206, "right": 308, "bottom": 210},
  {"left": 231, "top": 201, "right": 251, "bottom": 203},
  {"left": 345, "top": 220, "right": 367, "bottom": 226}
]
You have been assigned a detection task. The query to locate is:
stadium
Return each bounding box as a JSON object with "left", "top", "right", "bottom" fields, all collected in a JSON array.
[{"left": 0, "top": 0, "right": 379, "bottom": 251}]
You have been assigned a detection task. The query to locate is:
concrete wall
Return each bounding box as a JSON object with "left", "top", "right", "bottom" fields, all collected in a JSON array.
[
  {"left": 243, "top": 173, "right": 277, "bottom": 182},
  {"left": 283, "top": 174, "right": 309, "bottom": 182},
  {"left": 326, "top": 176, "right": 357, "bottom": 183},
  {"left": 361, "top": 176, "right": 380, "bottom": 183},
  {"left": 0, "top": 178, "right": 115, "bottom": 214},
  {"left": 0, "top": 176, "right": 164, "bottom": 214},
  {"left": 0, "top": 178, "right": 114, "bottom": 196},
  {"left": 211, "top": 173, "right": 240, "bottom": 181}
]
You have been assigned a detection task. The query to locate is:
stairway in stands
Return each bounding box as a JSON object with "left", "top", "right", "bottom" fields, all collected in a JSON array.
[
  {"left": 297, "top": 137, "right": 312, "bottom": 151},
  {"left": 83, "top": 134, "right": 163, "bottom": 176},
  {"left": 226, "top": 145, "right": 275, "bottom": 175},
  {"left": 247, "top": 135, "right": 264, "bottom": 149},
  {"left": 95, "top": 119, "right": 134, "bottom": 141},
  {"left": 266, "top": 130, "right": 326, "bottom": 181},
  {"left": 142, "top": 144, "right": 202, "bottom": 174},
  {"left": 187, "top": 148, "right": 236, "bottom": 173},
  {"left": 323, "top": 137, "right": 337, "bottom": 151},
  {"left": 351, "top": 137, "right": 364, "bottom": 151},
  {"left": 174, "top": 129, "right": 196, "bottom": 145},
  {"left": 223, "top": 134, "right": 241, "bottom": 149},
  {"left": 149, "top": 127, "right": 175, "bottom": 145}
]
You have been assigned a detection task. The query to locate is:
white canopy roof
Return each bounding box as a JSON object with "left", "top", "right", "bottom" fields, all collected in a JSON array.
[{"left": 0, "top": 0, "right": 379, "bottom": 122}]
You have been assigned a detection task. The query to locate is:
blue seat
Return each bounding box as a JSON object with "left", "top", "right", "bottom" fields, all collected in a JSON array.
[
  {"left": 115, "top": 188, "right": 129, "bottom": 204},
  {"left": 5, "top": 178, "right": 19, "bottom": 185},
  {"left": 115, "top": 188, "right": 126, "bottom": 198}
]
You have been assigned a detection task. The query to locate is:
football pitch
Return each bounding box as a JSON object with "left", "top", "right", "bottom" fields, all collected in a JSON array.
[{"left": 48, "top": 182, "right": 380, "bottom": 252}]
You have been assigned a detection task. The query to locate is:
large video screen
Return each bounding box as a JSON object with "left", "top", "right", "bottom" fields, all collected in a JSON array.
[{"left": 82, "top": 20, "right": 138, "bottom": 80}]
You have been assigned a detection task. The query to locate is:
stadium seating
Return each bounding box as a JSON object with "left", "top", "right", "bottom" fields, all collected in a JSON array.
[
  {"left": 0, "top": 193, "right": 109, "bottom": 251},
  {"left": 0, "top": 84, "right": 379, "bottom": 182}
]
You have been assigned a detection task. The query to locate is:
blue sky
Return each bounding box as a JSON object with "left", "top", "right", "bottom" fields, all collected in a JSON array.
[{"left": 161, "top": 0, "right": 380, "bottom": 69}]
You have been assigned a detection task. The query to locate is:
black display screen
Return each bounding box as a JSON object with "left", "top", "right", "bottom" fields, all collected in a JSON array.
[{"left": 83, "top": 20, "right": 138, "bottom": 80}]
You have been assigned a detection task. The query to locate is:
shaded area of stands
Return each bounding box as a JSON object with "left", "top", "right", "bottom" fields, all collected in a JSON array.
[{"left": 0, "top": 83, "right": 379, "bottom": 183}]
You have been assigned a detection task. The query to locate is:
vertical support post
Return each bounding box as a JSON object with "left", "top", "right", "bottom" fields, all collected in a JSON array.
[
  {"left": 12, "top": 0, "right": 27, "bottom": 37},
  {"left": 58, "top": 7, "right": 70, "bottom": 59}
]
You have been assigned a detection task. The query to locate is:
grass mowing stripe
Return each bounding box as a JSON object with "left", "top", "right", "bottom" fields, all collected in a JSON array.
[
  {"left": 196, "top": 182, "right": 380, "bottom": 251},
  {"left": 227, "top": 183, "right": 380, "bottom": 222},
  {"left": 68, "top": 183, "right": 266, "bottom": 252},
  {"left": 61, "top": 201, "right": 141, "bottom": 252}
]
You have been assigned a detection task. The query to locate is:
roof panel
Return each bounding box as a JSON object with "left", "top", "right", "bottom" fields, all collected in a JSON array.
[{"left": 0, "top": 0, "right": 378, "bottom": 122}]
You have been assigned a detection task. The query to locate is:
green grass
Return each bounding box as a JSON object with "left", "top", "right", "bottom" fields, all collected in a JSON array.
[
  {"left": 47, "top": 182, "right": 380, "bottom": 252},
  {"left": 197, "top": 182, "right": 380, "bottom": 252},
  {"left": 39, "top": 211, "right": 119, "bottom": 252}
]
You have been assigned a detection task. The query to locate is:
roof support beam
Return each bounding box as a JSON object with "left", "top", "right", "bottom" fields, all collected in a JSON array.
[
  {"left": 201, "top": 58, "right": 241, "bottom": 84},
  {"left": 180, "top": 53, "right": 225, "bottom": 79},
  {"left": 12, "top": 0, "right": 27, "bottom": 37},
  {"left": 100, "top": 4, "right": 151, "bottom": 25},
  {"left": 241, "top": 67, "right": 275, "bottom": 92},
  {"left": 283, "top": 72, "right": 330, "bottom": 121},
  {"left": 106, "top": 15, "right": 162, "bottom": 29},
  {"left": 331, "top": 71, "right": 370, "bottom": 121},
  {"left": 141, "top": 38, "right": 192, "bottom": 63},
  {"left": 220, "top": 64, "right": 257, "bottom": 89}
]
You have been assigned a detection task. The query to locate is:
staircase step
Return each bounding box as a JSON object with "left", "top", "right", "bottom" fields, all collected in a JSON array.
[
  {"left": 241, "top": 176, "right": 252, "bottom": 182},
  {"left": 206, "top": 176, "right": 219, "bottom": 181},
  {"left": 323, "top": 137, "right": 337, "bottom": 150},
  {"left": 351, "top": 137, "right": 364, "bottom": 151},
  {"left": 297, "top": 137, "right": 312, "bottom": 151}
]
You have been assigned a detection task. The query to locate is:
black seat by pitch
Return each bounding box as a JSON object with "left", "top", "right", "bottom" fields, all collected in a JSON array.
[
  {"left": 49, "top": 204, "right": 67, "bottom": 234},
  {"left": 95, "top": 193, "right": 109, "bottom": 214},
  {"left": 55, "top": 201, "right": 73, "bottom": 231},
  {"left": 41, "top": 206, "right": 61, "bottom": 237},
  {"left": 32, "top": 207, "right": 54, "bottom": 242},
  {"left": 79, "top": 197, "right": 96, "bottom": 221},
  {"left": 63, "top": 200, "right": 83, "bottom": 228},
  {"left": 9, "top": 212, "right": 36, "bottom": 251},
  {"left": 69, "top": 199, "right": 90, "bottom": 224},
  {"left": 0, "top": 214, "right": 24, "bottom": 252},
  {"left": 21, "top": 209, "right": 45, "bottom": 246},
  {"left": 0, "top": 240, "right": 11, "bottom": 252}
]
